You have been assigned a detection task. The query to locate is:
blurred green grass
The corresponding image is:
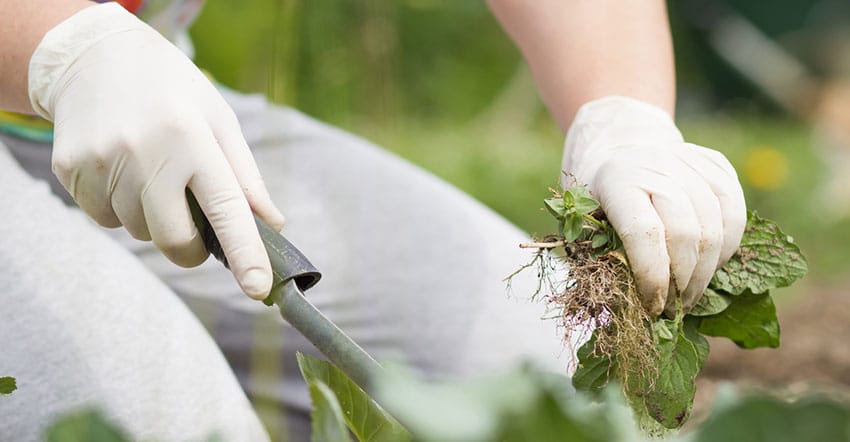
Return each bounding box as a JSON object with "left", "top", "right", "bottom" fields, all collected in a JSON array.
[
  {"left": 369, "top": 114, "right": 839, "bottom": 284},
  {"left": 190, "top": 1, "right": 840, "bottom": 283}
]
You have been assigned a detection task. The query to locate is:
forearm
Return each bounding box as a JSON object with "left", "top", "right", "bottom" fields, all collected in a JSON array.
[
  {"left": 0, "top": 0, "right": 92, "bottom": 113},
  {"left": 488, "top": 0, "right": 676, "bottom": 131}
]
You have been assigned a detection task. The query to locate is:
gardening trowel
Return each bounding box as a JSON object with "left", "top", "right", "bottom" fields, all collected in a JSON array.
[{"left": 187, "top": 191, "right": 383, "bottom": 392}]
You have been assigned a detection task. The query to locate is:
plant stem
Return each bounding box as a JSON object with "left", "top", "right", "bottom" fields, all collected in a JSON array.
[
  {"left": 519, "top": 240, "right": 566, "bottom": 249},
  {"left": 583, "top": 214, "right": 605, "bottom": 229}
]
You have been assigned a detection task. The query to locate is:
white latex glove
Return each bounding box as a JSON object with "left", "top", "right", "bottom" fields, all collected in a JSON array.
[
  {"left": 28, "top": 3, "right": 285, "bottom": 300},
  {"left": 562, "top": 96, "right": 746, "bottom": 316}
]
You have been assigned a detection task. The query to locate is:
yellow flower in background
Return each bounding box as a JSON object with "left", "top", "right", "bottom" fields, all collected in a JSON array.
[{"left": 743, "top": 146, "right": 789, "bottom": 191}]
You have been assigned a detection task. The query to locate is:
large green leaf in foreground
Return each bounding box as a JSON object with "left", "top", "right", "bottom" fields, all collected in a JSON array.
[
  {"left": 696, "top": 395, "right": 850, "bottom": 442},
  {"left": 376, "top": 365, "right": 616, "bottom": 442},
  {"left": 296, "top": 353, "right": 410, "bottom": 442},
  {"left": 308, "top": 381, "right": 355, "bottom": 442}
]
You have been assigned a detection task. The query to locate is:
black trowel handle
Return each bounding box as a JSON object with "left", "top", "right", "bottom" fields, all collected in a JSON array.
[{"left": 187, "top": 190, "right": 321, "bottom": 292}]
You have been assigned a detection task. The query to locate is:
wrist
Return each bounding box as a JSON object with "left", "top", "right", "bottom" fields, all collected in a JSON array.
[
  {"left": 0, "top": 0, "right": 92, "bottom": 113},
  {"left": 28, "top": 3, "right": 149, "bottom": 119}
]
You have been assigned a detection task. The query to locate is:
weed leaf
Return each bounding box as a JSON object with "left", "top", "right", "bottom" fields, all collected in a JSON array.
[
  {"left": 684, "top": 316, "right": 710, "bottom": 366},
  {"left": 572, "top": 332, "right": 613, "bottom": 395},
  {"left": 544, "top": 198, "right": 566, "bottom": 220},
  {"left": 563, "top": 215, "right": 584, "bottom": 242},
  {"left": 697, "top": 290, "right": 780, "bottom": 349},
  {"left": 628, "top": 318, "right": 704, "bottom": 429},
  {"left": 711, "top": 212, "right": 807, "bottom": 295},
  {"left": 690, "top": 289, "right": 733, "bottom": 317},
  {"left": 591, "top": 233, "right": 609, "bottom": 248},
  {"left": 574, "top": 197, "right": 600, "bottom": 215}
]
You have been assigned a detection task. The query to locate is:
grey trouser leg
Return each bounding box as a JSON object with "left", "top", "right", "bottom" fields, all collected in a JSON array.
[{"left": 0, "top": 144, "right": 269, "bottom": 442}]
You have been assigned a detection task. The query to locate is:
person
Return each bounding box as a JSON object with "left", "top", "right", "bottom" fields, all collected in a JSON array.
[{"left": 0, "top": 0, "right": 746, "bottom": 440}]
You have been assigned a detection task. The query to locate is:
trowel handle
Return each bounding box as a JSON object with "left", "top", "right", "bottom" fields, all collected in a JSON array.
[{"left": 187, "top": 190, "right": 321, "bottom": 292}]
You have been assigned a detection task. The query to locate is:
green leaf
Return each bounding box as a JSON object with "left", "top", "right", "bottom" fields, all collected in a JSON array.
[
  {"left": 651, "top": 319, "right": 675, "bottom": 341},
  {"left": 376, "top": 365, "right": 616, "bottom": 442},
  {"left": 591, "top": 233, "right": 609, "bottom": 249},
  {"left": 571, "top": 331, "right": 612, "bottom": 395},
  {"left": 309, "top": 381, "right": 355, "bottom": 442},
  {"left": 573, "top": 197, "right": 600, "bottom": 215},
  {"left": 296, "top": 353, "right": 410, "bottom": 442},
  {"left": 698, "top": 291, "right": 780, "bottom": 349},
  {"left": 544, "top": 198, "right": 567, "bottom": 220},
  {"left": 696, "top": 395, "right": 850, "bottom": 442},
  {"left": 498, "top": 390, "right": 611, "bottom": 442},
  {"left": 628, "top": 318, "right": 704, "bottom": 429},
  {"left": 710, "top": 211, "right": 807, "bottom": 295},
  {"left": 563, "top": 215, "right": 584, "bottom": 242},
  {"left": 46, "top": 410, "right": 129, "bottom": 442},
  {"left": 566, "top": 185, "right": 593, "bottom": 202},
  {"left": 562, "top": 189, "right": 576, "bottom": 207},
  {"left": 0, "top": 377, "right": 16, "bottom": 395},
  {"left": 689, "top": 289, "right": 733, "bottom": 316},
  {"left": 683, "top": 316, "right": 710, "bottom": 366}
]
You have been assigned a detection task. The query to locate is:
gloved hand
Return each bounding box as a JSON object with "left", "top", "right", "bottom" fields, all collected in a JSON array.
[
  {"left": 562, "top": 96, "right": 746, "bottom": 316},
  {"left": 28, "top": 3, "right": 285, "bottom": 300}
]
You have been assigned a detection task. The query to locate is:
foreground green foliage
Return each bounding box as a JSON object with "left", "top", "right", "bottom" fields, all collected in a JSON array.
[
  {"left": 299, "top": 354, "right": 850, "bottom": 442},
  {"left": 41, "top": 374, "right": 850, "bottom": 442},
  {"left": 45, "top": 410, "right": 128, "bottom": 442},
  {"left": 695, "top": 393, "right": 850, "bottom": 442},
  {"left": 309, "top": 381, "right": 355, "bottom": 442},
  {"left": 38, "top": 380, "right": 850, "bottom": 442},
  {"left": 297, "top": 353, "right": 411, "bottom": 442},
  {"left": 374, "top": 365, "right": 618, "bottom": 442}
]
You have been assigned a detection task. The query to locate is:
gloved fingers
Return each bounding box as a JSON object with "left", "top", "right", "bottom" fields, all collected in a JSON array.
[
  {"left": 188, "top": 142, "right": 273, "bottom": 300},
  {"left": 640, "top": 175, "right": 701, "bottom": 307},
  {"left": 210, "top": 106, "right": 286, "bottom": 232},
  {"left": 686, "top": 145, "right": 747, "bottom": 264},
  {"left": 716, "top": 185, "right": 747, "bottom": 265},
  {"left": 51, "top": 144, "right": 121, "bottom": 228},
  {"left": 141, "top": 167, "right": 209, "bottom": 268},
  {"left": 668, "top": 164, "right": 724, "bottom": 311},
  {"left": 595, "top": 178, "right": 670, "bottom": 316},
  {"left": 111, "top": 172, "right": 152, "bottom": 242}
]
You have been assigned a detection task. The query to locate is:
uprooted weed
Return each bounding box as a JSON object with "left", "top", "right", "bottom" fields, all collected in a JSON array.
[
  {"left": 508, "top": 209, "right": 658, "bottom": 392},
  {"left": 559, "top": 236, "right": 657, "bottom": 389}
]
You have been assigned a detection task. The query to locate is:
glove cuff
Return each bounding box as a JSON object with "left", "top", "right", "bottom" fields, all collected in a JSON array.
[
  {"left": 28, "top": 3, "right": 149, "bottom": 120},
  {"left": 562, "top": 96, "right": 684, "bottom": 183}
]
